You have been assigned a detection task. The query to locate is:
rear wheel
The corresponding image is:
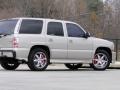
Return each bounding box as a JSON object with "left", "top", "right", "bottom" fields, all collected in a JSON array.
[
  {"left": 1, "top": 58, "right": 19, "bottom": 70},
  {"left": 28, "top": 48, "right": 49, "bottom": 71},
  {"left": 65, "top": 63, "right": 82, "bottom": 70},
  {"left": 91, "top": 50, "right": 111, "bottom": 71}
]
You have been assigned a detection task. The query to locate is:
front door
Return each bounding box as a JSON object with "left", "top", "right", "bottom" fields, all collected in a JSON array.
[{"left": 66, "top": 23, "right": 93, "bottom": 61}]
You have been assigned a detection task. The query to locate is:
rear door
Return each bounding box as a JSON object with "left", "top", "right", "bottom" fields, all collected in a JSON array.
[
  {"left": 0, "top": 19, "right": 18, "bottom": 48},
  {"left": 46, "top": 20, "right": 67, "bottom": 59}
]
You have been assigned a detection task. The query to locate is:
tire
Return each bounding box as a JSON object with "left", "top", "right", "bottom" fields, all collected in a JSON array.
[
  {"left": 28, "top": 48, "right": 49, "bottom": 71},
  {"left": 91, "top": 50, "right": 111, "bottom": 71},
  {"left": 65, "top": 63, "right": 82, "bottom": 70},
  {"left": 1, "top": 58, "right": 19, "bottom": 70},
  {"left": 89, "top": 63, "right": 93, "bottom": 68}
]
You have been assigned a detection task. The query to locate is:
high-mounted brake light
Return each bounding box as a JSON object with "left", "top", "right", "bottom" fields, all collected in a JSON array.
[{"left": 12, "top": 37, "right": 19, "bottom": 48}]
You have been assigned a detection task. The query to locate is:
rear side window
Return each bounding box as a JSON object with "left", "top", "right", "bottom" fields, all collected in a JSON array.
[
  {"left": 19, "top": 20, "right": 43, "bottom": 34},
  {"left": 0, "top": 19, "right": 18, "bottom": 34},
  {"left": 47, "top": 22, "right": 64, "bottom": 36}
]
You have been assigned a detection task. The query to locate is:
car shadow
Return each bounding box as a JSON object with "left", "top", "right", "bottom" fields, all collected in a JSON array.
[
  {"left": 0, "top": 65, "right": 117, "bottom": 72},
  {"left": 0, "top": 67, "right": 113, "bottom": 72}
]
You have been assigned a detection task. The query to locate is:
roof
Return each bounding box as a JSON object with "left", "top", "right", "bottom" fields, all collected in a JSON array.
[
  {"left": 0, "top": 17, "right": 78, "bottom": 25},
  {"left": 12, "top": 17, "right": 64, "bottom": 21}
]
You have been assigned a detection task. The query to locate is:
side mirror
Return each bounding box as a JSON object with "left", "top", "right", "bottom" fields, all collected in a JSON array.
[{"left": 83, "top": 32, "right": 90, "bottom": 38}]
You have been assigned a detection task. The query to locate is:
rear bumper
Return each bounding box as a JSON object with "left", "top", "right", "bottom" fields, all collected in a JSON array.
[
  {"left": 0, "top": 48, "right": 29, "bottom": 61},
  {"left": 0, "top": 50, "right": 16, "bottom": 58}
]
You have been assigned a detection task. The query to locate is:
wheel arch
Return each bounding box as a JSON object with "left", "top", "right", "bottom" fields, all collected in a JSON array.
[
  {"left": 95, "top": 47, "right": 112, "bottom": 63},
  {"left": 28, "top": 45, "right": 51, "bottom": 62}
]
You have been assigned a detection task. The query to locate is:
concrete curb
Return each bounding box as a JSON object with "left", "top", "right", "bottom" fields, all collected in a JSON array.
[
  {"left": 47, "top": 62, "right": 120, "bottom": 70},
  {"left": 82, "top": 62, "right": 120, "bottom": 69},
  {"left": 109, "top": 62, "right": 120, "bottom": 69},
  {"left": 10, "top": 62, "right": 120, "bottom": 70}
]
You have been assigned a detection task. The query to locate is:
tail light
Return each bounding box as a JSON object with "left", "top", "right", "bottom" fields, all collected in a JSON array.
[{"left": 12, "top": 37, "right": 19, "bottom": 48}]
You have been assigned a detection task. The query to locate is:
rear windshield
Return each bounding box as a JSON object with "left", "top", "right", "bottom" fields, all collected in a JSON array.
[{"left": 0, "top": 19, "right": 18, "bottom": 35}]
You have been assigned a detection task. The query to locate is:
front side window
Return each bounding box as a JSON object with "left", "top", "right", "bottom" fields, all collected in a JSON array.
[
  {"left": 0, "top": 19, "right": 18, "bottom": 35},
  {"left": 66, "top": 23, "right": 85, "bottom": 37},
  {"left": 19, "top": 20, "right": 43, "bottom": 34},
  {"left": 47, "top": 22, "right": 64, "bottom": 36}
]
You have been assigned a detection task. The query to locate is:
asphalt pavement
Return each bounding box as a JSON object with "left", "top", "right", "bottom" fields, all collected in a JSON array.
[{"left": 0, "top": 64, "right": 120, "bottom": 90}]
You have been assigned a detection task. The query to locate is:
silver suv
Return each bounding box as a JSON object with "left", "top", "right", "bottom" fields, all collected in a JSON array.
[{"left": 0, "top": 18, "right": 116, "bottom": 71}]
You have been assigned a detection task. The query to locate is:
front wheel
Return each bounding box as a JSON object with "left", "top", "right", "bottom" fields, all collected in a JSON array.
[
  {"left": 65, "top": 63, "right": 82, "bottom": 70},
  {"left": 91, "top": 50, "right": 111, "bottom": 71}
]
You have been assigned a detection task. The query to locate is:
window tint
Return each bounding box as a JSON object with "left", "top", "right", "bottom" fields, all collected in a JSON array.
[
  {"left": 19, "top": 20, "right": 43, "bottom": 34},
  {"left": 66, "top": 23, "right": 85, "bottom": 37},
  {"left": 0, "top": 19, "right": 18, "bottom": 34},
  {"left": 47, "top": 22, "right": 64, "bottom": 36}
]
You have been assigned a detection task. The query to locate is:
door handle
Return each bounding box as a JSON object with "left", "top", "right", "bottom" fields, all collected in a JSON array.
[
  {"left": 49, "top": 38, "right": 53, "bottom": 42},
  {"left": 69, "top": 40, "right": 73, "bottom": 43}
]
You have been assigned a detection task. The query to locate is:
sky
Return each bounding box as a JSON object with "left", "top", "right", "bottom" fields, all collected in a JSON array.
[{"left": 103, "top": 0, "right": 106, "bottom": 2}]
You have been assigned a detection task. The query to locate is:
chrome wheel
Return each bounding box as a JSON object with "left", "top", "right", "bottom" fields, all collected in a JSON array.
[
  {"left": 28, "top": 48, "right": 49, "bottom": 71},
  {"left": 93, "top": 53, "right": 108, "bottom": 69},
  {"left": 33, "top": 52, "right": 47, "bottom": 69}
]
